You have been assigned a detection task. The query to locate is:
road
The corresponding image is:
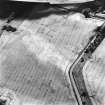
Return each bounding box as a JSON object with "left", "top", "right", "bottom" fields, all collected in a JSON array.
[{"left": 68, "top": 22, "right": 105, "bottom": 105}]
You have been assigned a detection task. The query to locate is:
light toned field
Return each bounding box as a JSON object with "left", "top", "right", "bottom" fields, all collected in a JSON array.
[
  {"left": 83, "top": 39, "right": 105, "bottom": 105},
  {"left": 0, "top": 4, "right": 103, "bottom": 105},
  {"left": 10, "top": 0, "right": 94, "bottom": 4}
]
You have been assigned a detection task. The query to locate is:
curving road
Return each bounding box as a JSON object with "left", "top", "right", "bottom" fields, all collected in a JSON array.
[{"left": 68, "top": 21, "right": 105, "bottom": 105}]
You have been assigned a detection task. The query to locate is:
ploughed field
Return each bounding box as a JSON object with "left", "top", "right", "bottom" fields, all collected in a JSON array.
[{"left": 0, "top": 3, "right": 103, "bottom": 105}]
